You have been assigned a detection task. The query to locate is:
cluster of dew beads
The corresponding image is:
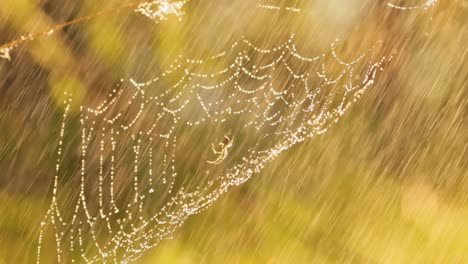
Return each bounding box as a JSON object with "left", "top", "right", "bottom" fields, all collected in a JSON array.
[
  {"left": 37, "top": 31, "right": 392, "bottom": 263},
  {"left": 135, "top": 0, "right": 189, "bottom": 22},
  {"left": 0, "top": 34, "right": 35, "bottom": 61},
  {"left": 0, "top": 47, "right": 14, "bottom": 61}
]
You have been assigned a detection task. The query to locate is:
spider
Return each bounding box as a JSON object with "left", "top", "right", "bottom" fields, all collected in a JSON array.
[{"left": 207, "top": 134, "right": 234, "bottom": 164}]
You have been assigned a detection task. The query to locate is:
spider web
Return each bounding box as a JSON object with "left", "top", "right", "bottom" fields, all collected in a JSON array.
[{"left": 36, "top": 30, "right": 392, "bottom": 262}]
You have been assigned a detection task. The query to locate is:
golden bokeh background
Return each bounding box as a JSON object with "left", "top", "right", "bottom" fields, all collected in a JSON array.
[{"left": 0, "top": 0, "right": 466, "bottom": 263}]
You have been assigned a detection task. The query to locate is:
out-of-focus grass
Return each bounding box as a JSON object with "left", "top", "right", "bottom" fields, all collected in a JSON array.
[{"left": 0, "top": 0, "right": 466, "bottom": 263}]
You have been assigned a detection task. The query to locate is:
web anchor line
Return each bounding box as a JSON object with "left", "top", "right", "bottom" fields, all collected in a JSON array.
[{"left": 0, "top": 0, "right": 189, "bottom": 61}]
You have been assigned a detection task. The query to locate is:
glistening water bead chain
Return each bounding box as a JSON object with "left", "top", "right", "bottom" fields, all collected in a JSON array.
[
  {"left": 387, "top": 0, "right": 438, "bottom": 10},
  {"left": 37, "top": 33, "right": 392, "bottom": 263},
  {"left": 257, "top": 4, "right": 301, "bottom": 13}
]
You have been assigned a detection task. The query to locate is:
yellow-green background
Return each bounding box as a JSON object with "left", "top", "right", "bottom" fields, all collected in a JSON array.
[{"left": 0, "top": 0, "right": 466, "bottom": 263}]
